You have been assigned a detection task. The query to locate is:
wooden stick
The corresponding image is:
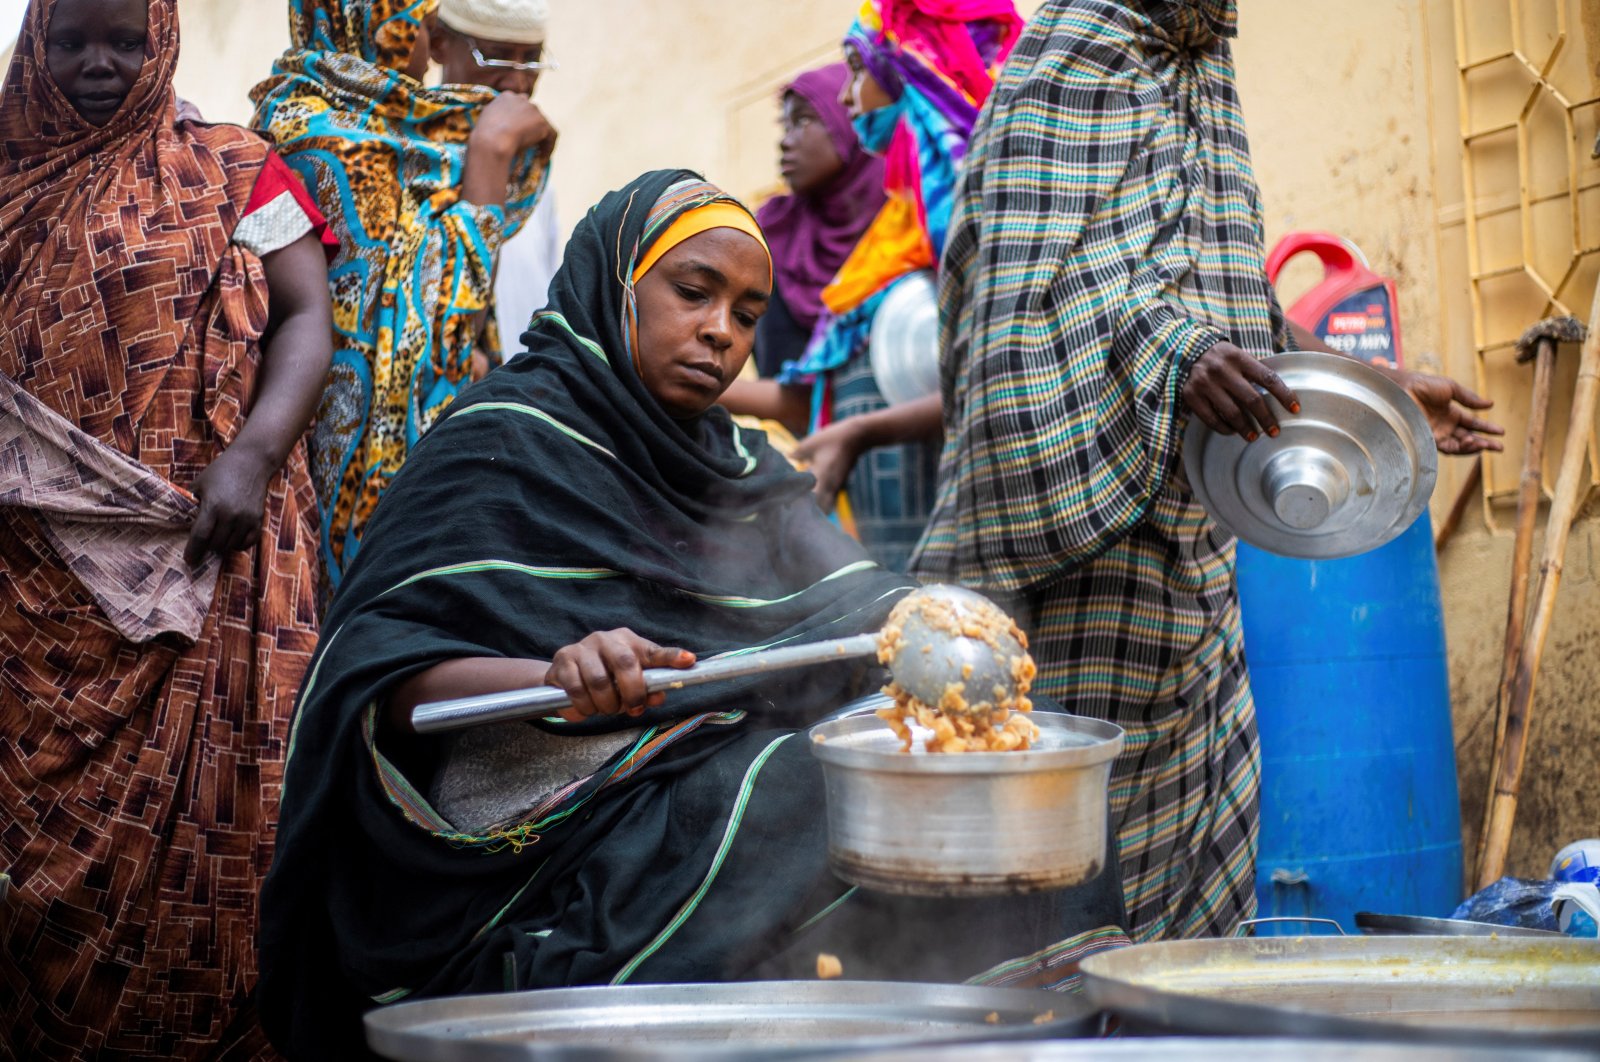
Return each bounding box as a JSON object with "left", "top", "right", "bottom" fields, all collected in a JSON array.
[
  {"left": 1433, "top": 457, "right": 1483, "bottom": 553},
  {"left": 1476, "top": 282, "right": 1600, "bottom": 888},
  {"left": 1471, "top": 339, "right": 1554, "bottom": 885}
]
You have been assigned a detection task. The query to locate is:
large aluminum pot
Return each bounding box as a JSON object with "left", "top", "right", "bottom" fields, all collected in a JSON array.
[
  {"left": 1079, "top": 935, "right": 1600, "bottom": 1049},
  {"left": 809, "top": 704, "right": 1123, "bottom": 896},
  {"left": 820, "top": 1038, "right": 1594, "bottom": 1061},
  {"left": 363, "top": 980, "right": 1098, "bottom": 1061}
]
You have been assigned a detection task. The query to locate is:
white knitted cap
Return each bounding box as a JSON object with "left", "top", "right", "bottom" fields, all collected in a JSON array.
[{"left": 438, "top": 0, "right": 549, "bottom": 46}]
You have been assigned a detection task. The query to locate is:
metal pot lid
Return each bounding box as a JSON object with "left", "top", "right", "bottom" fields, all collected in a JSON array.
[
  {"left": 364, "top": 981, "right": 1095, "bottom": 1061},
  {"left": 1183, "top": 351, "right": 1436, "bottom": 559},
  {"left": 1354, "top": 911, "right": 1563, "bottom": 938}
]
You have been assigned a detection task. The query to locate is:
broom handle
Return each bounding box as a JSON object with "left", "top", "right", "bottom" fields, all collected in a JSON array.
[
  {"left": 1472, "top": 339, "right": 1554, "bottom": 885},
  {"left": 1477, "top": 280, "right": 1600, "bottom": 888}
]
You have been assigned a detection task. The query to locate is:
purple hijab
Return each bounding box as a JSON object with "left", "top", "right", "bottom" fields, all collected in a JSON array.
[{"left": 756, "top": 64, "right": 887, "bottom": 332}]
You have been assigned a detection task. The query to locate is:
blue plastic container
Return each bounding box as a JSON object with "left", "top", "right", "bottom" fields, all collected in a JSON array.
[{"left": 1236, "top": 515, "right": 1462, "bottom": 935}]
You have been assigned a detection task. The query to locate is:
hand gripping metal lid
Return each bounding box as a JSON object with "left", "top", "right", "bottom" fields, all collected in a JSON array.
[{"left": 1183, "top": 351, "right": 1437, "bottom": 559}]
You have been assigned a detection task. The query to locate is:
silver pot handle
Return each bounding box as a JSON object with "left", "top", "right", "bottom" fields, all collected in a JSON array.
[
  {"left": 411, "top": 634, "right": 880, "bottom": 734},
  {"left": 1235, "top": 916, "right": 1347, "bottom": 937}
]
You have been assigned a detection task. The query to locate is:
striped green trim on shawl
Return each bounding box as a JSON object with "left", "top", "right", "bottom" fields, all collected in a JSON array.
[
  {"left": 447, "top": 401, "right": 619, "bottom": 460},
  {"left": 528, "top": 310, "right": 610, "bottom": 364},
  {"left": 609, "top": 733, "right": 793, "bottom": 984},
  {"left": 965, "top": 924, "right": 1132, "bottom": 993},
  {"left": 911, "top": 0, "right": 1291, "bottom": 591}
]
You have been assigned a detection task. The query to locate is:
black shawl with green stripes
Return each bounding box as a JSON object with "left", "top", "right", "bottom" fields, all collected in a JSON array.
[{"left": 256, "top": 170, "right": 923, "bottom": 1057}]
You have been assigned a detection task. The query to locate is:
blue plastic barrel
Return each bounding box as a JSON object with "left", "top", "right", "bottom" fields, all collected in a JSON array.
[{"left": 1236, "top": 515, "right": 1462, "bottom": 935}]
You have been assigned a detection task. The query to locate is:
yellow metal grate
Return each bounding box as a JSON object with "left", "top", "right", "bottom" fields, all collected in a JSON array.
[{"left": 1452, "top": 0, "right": 1600, "bottom": 522}]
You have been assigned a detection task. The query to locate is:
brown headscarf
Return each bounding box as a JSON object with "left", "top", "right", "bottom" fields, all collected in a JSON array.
[
  {"left": 0, "top": 0, "right": 269, "bottom": 450},
  {"left": 0, "top": 2, "right": 320, "bottom": 1057}
]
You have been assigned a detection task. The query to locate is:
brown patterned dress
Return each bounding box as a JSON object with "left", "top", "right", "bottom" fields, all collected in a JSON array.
[{"left": 0, "top": 1, "right": 320, "bottom": 1058}]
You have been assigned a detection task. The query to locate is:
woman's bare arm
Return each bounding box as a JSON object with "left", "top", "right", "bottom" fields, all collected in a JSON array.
[
  {"left": 387, "top": 657, "right": 551, "bottom": 733},
  {"left": 185, "top": 232, "right": 333, "bottom": 564},
  {"left": 719, "top": 379, "right": 811, "bottom": 435}
]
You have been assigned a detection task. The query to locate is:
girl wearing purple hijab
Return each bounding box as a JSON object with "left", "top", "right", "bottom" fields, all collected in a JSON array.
[{"left": 751, "top": 64, "right": 885, "bottom": 378}]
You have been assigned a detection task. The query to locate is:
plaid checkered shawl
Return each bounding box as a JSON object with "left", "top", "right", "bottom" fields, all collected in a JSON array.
[{"left": 912, "top": 0, "right": 1290, "bottom": 590}]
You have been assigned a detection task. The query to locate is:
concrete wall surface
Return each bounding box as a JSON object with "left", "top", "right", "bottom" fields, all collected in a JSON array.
[{"left": 6, "top": 0, "right": 1596, "bottom": 889}]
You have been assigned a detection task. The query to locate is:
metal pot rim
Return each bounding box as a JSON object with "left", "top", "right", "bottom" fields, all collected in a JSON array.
[
  {"left": 1079, "top": 935, "right": 1600, "bottom": 1049},
  {"left": 808, "top": 712, "right": 1125, "bottom": 774}
]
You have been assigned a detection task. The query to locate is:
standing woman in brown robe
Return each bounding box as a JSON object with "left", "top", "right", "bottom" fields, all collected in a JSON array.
[{"left": 0, "top": 0, "right": 333, "bottom": 1056}]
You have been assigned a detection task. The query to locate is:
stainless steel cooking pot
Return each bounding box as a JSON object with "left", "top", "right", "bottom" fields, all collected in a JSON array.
[
  {"left": 1079, "top": 935, "right": 1600, "bottom": 1049},
  {"left": 362, "top": 980, "right": 1098, "bottom": 1061},
  {"left": 819, "top": 1038, "right": 1596, "bottom": 1061},
  {"left": 809, "top": 704, "right": 1123, "bottom": 896}
]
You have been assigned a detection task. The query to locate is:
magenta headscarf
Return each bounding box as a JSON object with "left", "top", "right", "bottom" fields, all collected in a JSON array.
[{"left": 756, "top": 64, "right": 887, "bottom": 332}]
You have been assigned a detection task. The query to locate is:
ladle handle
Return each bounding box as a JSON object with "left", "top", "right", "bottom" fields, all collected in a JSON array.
[{"left": 411, "top": 633, "right": 881, "bottom": 734}]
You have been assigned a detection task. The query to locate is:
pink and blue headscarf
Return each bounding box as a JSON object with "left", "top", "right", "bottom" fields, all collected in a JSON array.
[{"left": 784, "top": 0, "right": 1020, "bottom": 389}]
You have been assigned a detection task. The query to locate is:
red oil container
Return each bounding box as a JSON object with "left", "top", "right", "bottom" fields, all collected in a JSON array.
[{"left": 1266, "top": 232, "right": 1402, "bottom": 368}]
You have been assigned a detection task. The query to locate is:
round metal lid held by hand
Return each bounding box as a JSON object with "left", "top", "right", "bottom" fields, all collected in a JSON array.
[{"left": 1183, "top": 351, "right": 1436, "bottom": 559}]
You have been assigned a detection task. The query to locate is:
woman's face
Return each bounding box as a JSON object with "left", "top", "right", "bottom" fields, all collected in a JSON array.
[
  {"left": 780, "top": 92, "right": 845, "bottom": 198},
  {"left": 633, "top": 228, "right": 770, "bottom": 420},
  {"left": 840, "top": 46, "right": 892, "bottom": 120},
  {"left": 45, "top": 0, "right": 149, "bottom": 127}
]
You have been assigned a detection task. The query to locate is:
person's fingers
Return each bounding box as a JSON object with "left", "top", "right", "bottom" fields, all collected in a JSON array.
[
  {"left": 1449, "top": 380, "right": 1494, "bottom": 409},
  {"left": 1208, "top": 387, "right": 1255, "bottom": 439},
  {"left": 185, "top": 503, "right": 218, "bottom": 568},
  {"left": 545, "top": 659, "right": 591, "bottom": 718},
  {"left": 641, "top": 643, "right": 695, "bottom": 670},
  {"left": 550, "top": 656, "right": 602, "bottom": 719},
  {"left": 217, "top": 514, "right": 249, "bottom": 555},
  {"left": 1457, "top": 412, "right": 1505, "bottom": 437},
  {"left": 1223, "top": 372, "right": 1277, "bottom": 438},
  {"left": 602, "top": 640, "right": 648, "bottom": 712},
  {"left": 1186, "top": 392, "right": 1229, "bottom": 435},
  {"left": 1244, "top": 359, "right": 1301, "bottom": 417},
  {"left": 576, "top": 651, "right": 621, "bottom": 716},
  {"left": 815, "top": 485, "right": 838, "bottom": 514}
]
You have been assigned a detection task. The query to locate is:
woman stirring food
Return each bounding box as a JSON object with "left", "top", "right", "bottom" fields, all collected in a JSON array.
[
  {"left": 0, "top": 0, "right": 331, "bottom": 1055},
  {"left": 257, "top": 171, "right": 1126, "bottom": 1060}
]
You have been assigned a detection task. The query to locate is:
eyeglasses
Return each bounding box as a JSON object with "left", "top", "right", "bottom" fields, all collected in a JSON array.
[{"left": 469, "top": 42, "right": 558, "bottom": 74}]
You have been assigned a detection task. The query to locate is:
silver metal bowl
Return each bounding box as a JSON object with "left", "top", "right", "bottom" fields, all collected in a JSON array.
[
  {"left": 1183, "top": 351, "right": 1435, "bottom": 559},
  {"left": 363, "top": 980, "right": 1098, "bottom": 1060},
  {"left": 1079, "top": 935, "right": 1600, "bottom": 1049},
  {"left": 809, "top": 704, "right": 1124, "bottom": 897}
]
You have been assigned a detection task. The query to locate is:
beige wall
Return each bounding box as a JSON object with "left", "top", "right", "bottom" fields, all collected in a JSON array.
[{"left": 52, "top": 0, "right": 1600, "bottom": 885}]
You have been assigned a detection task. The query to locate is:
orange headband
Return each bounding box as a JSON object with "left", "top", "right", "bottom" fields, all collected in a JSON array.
[{"left": 631, "top": 202, "right": 772, "bottom": 285}]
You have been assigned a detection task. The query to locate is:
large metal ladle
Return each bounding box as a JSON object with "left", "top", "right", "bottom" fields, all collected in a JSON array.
[{"left": 409, "top": 584, "right": 1025, "bottom": 734}]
